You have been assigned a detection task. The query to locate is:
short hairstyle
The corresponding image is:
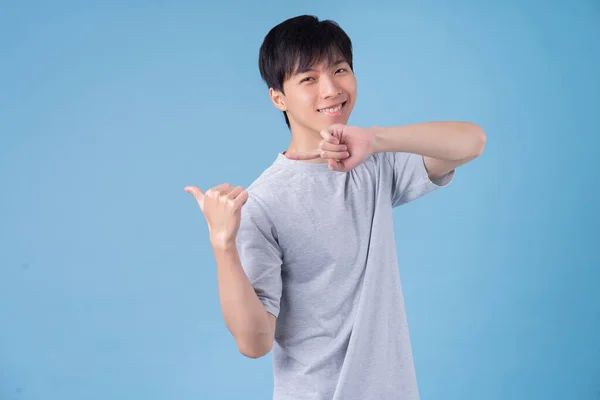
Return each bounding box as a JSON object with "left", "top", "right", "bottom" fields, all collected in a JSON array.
[{"left": 258, "top": 15, "right": 354, "bottom": 129}]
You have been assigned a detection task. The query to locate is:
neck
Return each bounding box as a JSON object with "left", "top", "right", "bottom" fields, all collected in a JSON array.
[{"left": 285, "top": 123, "right": 328, "bottom": 164}]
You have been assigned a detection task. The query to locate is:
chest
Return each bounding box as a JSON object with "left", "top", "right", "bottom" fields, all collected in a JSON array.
[{"left": 275, "top": 185, "right": 379, "bottom": 284}]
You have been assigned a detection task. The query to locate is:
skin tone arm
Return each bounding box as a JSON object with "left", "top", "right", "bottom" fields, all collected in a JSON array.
[
  {"left": 370, "top": 122, "right": 486, "bottom": 179},
  {"left": 213, "top": 243, "right": 277, "bottom": 359},
  {"left": 184, "top": 184, "right": 276, "bottom": 359},
  {"left": 285, "top": 121, "right": 487, "bottom": 176}
]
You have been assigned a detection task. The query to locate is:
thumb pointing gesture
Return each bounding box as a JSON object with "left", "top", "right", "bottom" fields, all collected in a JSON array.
[{"left": 184, "top": 183, "right": 249, "bottom": 249}]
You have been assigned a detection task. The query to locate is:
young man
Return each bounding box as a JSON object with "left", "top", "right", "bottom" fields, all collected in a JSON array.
[{"left": 185, "top": 15, "right": 485, "bottom": 400}]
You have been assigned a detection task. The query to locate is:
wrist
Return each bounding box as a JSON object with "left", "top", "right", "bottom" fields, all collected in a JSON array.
[
  {"left": 369, "top": 125, "right": 411, "bottom": 154},
  {"left": 210, "top": 236, "right": 237, "bottom": 252},
  {"left": 369, "top": 126, "right": 386, "bottom": 154}
]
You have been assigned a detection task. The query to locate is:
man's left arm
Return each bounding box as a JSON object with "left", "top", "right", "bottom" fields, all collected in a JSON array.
[{"left": 371, "top": 121, "right": 487, "bottom": 180}]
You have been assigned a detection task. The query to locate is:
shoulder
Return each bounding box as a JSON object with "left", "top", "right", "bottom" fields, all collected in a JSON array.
[
  {"left": 245, "top": 164, "right": 290, "bottom": 207},
  {"left": 239, "top": 163, "right": 292, "bottom": 227}
]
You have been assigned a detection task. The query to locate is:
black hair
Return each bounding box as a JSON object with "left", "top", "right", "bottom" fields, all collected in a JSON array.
[{"left": 258, "top": 15, "right": 354, "bottom": 129}]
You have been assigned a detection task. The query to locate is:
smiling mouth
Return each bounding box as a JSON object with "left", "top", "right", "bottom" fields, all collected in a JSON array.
[{"left": 318, "top": 101, "right": 347, "bottom": 114}]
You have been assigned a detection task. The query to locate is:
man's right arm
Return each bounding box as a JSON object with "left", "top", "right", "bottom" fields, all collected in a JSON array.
[
  {"left": 213, "top": 243, "right": 276, "bottom": 359},
  {"left": 183, "top": 183, "right": 277, "bottom": 359}
]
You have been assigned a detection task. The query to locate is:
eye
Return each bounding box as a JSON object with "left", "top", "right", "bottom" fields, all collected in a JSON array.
[
  {"left": 301, "top": 77, "right": 315, "bottom": 83},
  {"left": 336, "top": 68, "right": 347, "bottom": 74}
]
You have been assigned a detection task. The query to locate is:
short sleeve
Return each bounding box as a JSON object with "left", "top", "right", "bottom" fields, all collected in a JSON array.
[
  {"left": 383, "top": 152, "right": 455, "bottom": 208},
  {"left": 235, "top": 195, "right": 283, "bottom": 318}
]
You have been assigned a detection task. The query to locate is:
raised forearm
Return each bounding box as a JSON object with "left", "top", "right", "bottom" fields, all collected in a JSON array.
[
  {"left": 371, "top": 122, "right": 486, "bottom": 161},
  {"left": 213, "top": 243, "right": 274, "bottom": 358}
]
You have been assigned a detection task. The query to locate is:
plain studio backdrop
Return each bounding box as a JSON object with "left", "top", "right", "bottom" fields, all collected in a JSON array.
[{"left": 1, "top": 1, "right": 598, "bottom": 399}]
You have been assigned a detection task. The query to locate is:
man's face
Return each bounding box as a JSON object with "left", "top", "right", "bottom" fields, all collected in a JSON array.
[{"left": 271, "top": 56, "right": 357, "bottom": 133}]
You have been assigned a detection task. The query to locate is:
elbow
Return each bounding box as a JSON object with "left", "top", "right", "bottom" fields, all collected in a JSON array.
[
  {"left": 232, "top": 312, "right": 276, "bottom": 359},
  {"left": 237, "top": 337, "right": 273, "bottom": 359},
  {"left": 467, "top": 122, "right": 486, "bottom": 158}
]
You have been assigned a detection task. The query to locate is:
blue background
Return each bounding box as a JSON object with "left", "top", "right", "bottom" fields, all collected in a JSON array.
[{"left": 1, "top": 1, "right": 598, "bottom": 399}]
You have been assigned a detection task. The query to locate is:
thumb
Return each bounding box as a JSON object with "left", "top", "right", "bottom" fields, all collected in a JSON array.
[
  {"left": 184, "top": 186, "right": 205, "bottom": 210},
  {"left": 323, "top": 124, "right": 345, "bottom": 143},
  {"left": 320, "top": 128, "right": 339, "bottom": 144}
]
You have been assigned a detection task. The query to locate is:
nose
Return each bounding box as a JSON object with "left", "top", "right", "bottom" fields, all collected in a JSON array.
[{"left": 320, "top": 74, "right": 342, "bottom": 99}]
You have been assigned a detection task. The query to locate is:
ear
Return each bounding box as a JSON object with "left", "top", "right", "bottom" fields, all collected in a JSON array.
[{"left": 269, "top": 87, "right": 287, "bottom": 112}]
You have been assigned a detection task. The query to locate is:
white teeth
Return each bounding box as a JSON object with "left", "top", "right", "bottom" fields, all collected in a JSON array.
[{"left": 319, "top": 103, "right": 343, "bottom": 113}]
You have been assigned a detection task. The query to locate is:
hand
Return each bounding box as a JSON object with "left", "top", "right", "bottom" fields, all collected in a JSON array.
[
  {"left": 184, "top": 183, "right": 249, "bottom": 249},
  {"left": 285, "top": 124, "right": 376, "bottom": 172}
]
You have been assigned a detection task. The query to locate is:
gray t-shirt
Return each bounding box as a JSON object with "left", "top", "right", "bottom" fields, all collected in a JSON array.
[{"left": 236, "top": 151, "right": 454, "bottom": 399}]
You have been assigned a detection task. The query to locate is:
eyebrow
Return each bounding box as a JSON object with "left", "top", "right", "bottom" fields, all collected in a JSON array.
[{"left": 294, "top": 59, "right": 347, "bottom": 76}]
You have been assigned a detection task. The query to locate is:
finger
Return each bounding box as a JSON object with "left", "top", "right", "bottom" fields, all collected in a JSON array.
[
  {"left": 219, "top": 185, "right": 238, "bottom": 197},
  {"left": 184, "top": 186, "right": 205, "bottom": 209},
  {"left": 319, "top": 141, "right": 347, "bottom": 152},
  {"left": 207, "top": 183, "right": 231, "bottom": 196},
  {"left": 226, "top": 186, "right": 244, "bottom": 199},
  {"left": 329, "top": 158, "right": 347, "bottom": 172},
  {"left": 328, "top": 159, "right": 338, "bottom": 171},
  {"left": 284, "top": 149, "right": 321, "bottom": 160},
  {"left": 319, "top": 150, "right": 350, "bottom": 160},
  {"left": 184, "top": 185, "right": 204, "bottom": 199},
  {"left": 320, "top": 129, "right": 339, "bottom": 144},
  {"left": 233, "top": 189, "right": 249, "bottom": 208}
]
